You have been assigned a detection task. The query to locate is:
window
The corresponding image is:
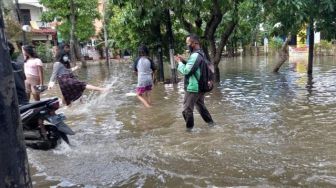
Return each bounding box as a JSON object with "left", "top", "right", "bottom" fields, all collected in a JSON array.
[{"left": 20, "top": 9, "right": 31, "bottom": 25}]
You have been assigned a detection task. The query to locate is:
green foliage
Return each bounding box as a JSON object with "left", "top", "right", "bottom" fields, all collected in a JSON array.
[
  {"left": 269, "top": 37, "right": 283, "bottom": 50},
  {"left": 4, "top": 17, "right": 23, "bottom": 42},
  {"left": 314, "top": 0, "right": 336, "bottom": 40},
  {"left": 108, "top": 4, "right": 142, "bottom": 51},
  {"left": 40, "top": 0, "right": 100, "bottom": 42},
  {"left": 264, "top": 0, "right": 336, "bottom": 37},
  {"left": 108, "top": 0, "right": 241, "bottom": 59},
  {"left": 315, "top": 40, "right": 333, "bottom": 50},
  {"left": 35, "top": 43, "right": 53, "bottom": 63},
  {"left": 230, "top": 0, "right": 336, "bottom": 50},
  {"left": 234, "top": 0, "right": 265, "bottom": 47}
]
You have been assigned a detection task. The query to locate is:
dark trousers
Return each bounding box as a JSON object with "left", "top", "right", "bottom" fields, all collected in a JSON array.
[{"left": 182, "top": 92, "right": 213, "bottom": 129}]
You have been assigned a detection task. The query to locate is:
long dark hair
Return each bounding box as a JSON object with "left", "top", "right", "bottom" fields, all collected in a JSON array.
[
  {"left": 7, "top": 42, "right": 15, "bottom": 57},
  {"left": 138, "top": 45, "right": 149, "bottom": 56},
  {"left": 22, "top": 45, "right": 38, "bottom": 59},
  {"left": 57, "top": 52, "right": 71, "bottom": 69}
]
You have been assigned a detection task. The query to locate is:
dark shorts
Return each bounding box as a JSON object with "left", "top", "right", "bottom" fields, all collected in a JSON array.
[
  {"left": 136, "top": 85, "right": 152, "bottom": 95},
  {"left": 57, "top": 73, "right": 87, "bottom": 105}
]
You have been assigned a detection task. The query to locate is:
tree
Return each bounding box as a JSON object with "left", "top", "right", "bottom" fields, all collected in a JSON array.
[
  {"left": 230, "top": 0, "right": 266, "bottom": 56},
  {"left": 0, "top": 7, "right": 32, "bottom": 188},
  {"left": 172, "top": 0, "right": 240, "bottom": 81},
  {"left": 264, "top": 0, "right": 336, "bottom": 73},
  {"left": 109, "top": 0, "right": 242, "bottom": 82},
  {"left": 306, "top": 0, "right": 336, "bottom": 74},
  {"left": 40, "top": 0, "right": 100, "bottom": 66},
  {"left": 108, "top": 1, "right": 176, "bottom": 82},
  {"left": 1, "top": 0, "right": 33, "bottom": 44}
]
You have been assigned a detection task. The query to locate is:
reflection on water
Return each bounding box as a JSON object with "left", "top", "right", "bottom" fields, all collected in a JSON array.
[{"left": 30, "top": 57, "right": 336, "bottom": 187}]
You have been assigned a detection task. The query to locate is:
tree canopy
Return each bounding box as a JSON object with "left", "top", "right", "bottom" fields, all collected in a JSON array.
[{"left": 40, "top": 0, "right": 100, "bottom": 41}]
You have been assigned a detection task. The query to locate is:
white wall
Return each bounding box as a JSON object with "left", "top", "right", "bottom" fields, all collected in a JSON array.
[{"left": 17, "top": 0, "right": 43, "bottom": 7}]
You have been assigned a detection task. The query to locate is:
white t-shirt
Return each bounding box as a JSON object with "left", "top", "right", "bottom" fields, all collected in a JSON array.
[
  {"left": 136, "top": 57, "right": 153, "bottom": 88},
  {"left": 24, "top": 58, "right": 43, "bottom": 77}
]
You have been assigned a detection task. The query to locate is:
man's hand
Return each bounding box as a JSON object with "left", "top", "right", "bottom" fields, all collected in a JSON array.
[
  {"left": 174, "top": 54, "right": 186, "bottom": 64},
  {"left": 174, "top": 55, "right": 181, "bottom": 62},
  {"left": 177, "top": 54, "right": 186, "bottom": 62}
]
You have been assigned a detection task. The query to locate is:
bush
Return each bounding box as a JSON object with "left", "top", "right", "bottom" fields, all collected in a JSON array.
[
  {"left": 269, "top": 37, "right": 283, "bottom": 50},
  {"left": 315, "top": 40, "right": 333, "bottom": 55},
  {"left": 319, "top": 40, "right": 333, "bottom": 50},
  {"left": 35, "top": 42, "right": 53, "bottom": 63}
]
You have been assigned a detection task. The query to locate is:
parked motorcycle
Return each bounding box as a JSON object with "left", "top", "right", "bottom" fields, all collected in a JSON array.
[{"left": 20, "top": 97, "right": 75, "bottom": 150}]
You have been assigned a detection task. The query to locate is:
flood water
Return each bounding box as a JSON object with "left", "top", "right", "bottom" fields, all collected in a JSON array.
[{"left": 29, "top": 56, "right": 336, "bottom": 187}]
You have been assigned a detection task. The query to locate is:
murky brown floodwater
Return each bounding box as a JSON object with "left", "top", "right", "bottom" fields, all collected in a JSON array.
[{"left": 29, "top": 56, "right": 336, "bottom": 187}]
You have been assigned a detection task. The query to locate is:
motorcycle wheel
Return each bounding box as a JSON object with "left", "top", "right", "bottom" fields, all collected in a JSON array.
[{"left": 24, "top": 125, "right": 61, "bottom": 150}]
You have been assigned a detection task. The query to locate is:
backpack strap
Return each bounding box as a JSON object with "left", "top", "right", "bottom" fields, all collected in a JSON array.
[
  {"left": 134, "top": 57, "right": 156, "bottom": 72},
  {"left": 186, "top": 51, "right": 204, "bottom": 81}
]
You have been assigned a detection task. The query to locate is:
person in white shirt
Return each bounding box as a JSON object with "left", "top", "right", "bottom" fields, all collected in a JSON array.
[{"left": 264, "top": 36, "right": 269, "bottom": 56}]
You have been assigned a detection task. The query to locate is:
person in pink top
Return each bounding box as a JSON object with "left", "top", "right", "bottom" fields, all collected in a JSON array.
[{"left": 22, "top": 45, "right": 44, "bottom": 101}]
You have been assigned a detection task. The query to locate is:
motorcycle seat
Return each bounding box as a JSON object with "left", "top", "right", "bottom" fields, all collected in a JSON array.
[{"left": 20, "top": 97, "right": 58, "bottom": 113}]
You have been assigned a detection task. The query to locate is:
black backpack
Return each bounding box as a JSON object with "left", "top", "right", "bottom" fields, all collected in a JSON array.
[{"left": 188, "top": 51, "right": 215, "bottom": 92}]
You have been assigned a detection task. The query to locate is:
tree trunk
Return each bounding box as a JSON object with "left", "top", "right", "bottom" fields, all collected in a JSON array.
[
  {"left": 178, "top": 0, "right": 237, "bottom": 82},
  {"left": 209, "top": 21, "right": 236, "bottom": 82},
  {"left": 204, "top": 0, "right": 237, "bottom": 82},
  {"left": 103, "top": 0, "right": 109, "bottom": 65},
  {"left": 0, "top": 11, "right": 32, "bottom": 188},
  {"left": 273, "top": 33, "right": 291, "bottom": 73},
  {"left": 69, "top": 0, "right": 76, "bottom": 66},
  {"left": 308, "top": 19, "right": 314, "bottom": 75},
  {"left": 242, "top": 45, "right": 246, "bottom": 56},
  {"left": 74, "top": 39, "right": 87, "bottom": 68},
  {"left": 214, "top": 64, "right": 220, "bottom": 83}
]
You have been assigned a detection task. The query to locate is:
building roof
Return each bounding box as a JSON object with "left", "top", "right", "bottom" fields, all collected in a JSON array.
[{"left": 31, "top": 28, "right": 56, "bottom": 35}]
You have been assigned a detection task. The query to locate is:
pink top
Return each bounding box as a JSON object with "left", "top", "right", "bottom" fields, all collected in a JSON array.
[{"left": 24, "top": 58, "right": 43, "bottom": 77}]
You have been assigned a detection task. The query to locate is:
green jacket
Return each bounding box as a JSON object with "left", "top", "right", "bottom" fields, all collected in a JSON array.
[{"left": 177, "top": 52, "right": 201, "bottom": 92}]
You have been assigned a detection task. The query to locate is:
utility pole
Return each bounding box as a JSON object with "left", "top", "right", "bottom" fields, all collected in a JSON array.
[
  {"left": 307, "top": 17, "right": 314, "bottom": 75},
  {"left": 14, "top": 0, "right": 27, "bottom": 44},
  {"left": 0, "top": 6, "right": 32, "bottom": 187},
  {"left": 103, "top": 0, "right": 109, "bottom": 65},
  {"left": 165, "top": 9, "right": 177, "bottom": 84},
  {"left": 157, "top": 42, "right": 164, "bottom": 82}
]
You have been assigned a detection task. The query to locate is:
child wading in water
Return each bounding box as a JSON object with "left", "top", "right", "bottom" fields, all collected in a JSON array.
[
  {"left": 133, "top": 45, "right": 156, "bottom": 107},
  {"left": 48, "top": 52, "right": 107, "bottom": 106}
]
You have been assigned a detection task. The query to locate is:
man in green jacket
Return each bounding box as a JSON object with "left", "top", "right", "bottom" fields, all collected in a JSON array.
[{"left": 175, "top": 34, "right": 214, "bottom": 131}]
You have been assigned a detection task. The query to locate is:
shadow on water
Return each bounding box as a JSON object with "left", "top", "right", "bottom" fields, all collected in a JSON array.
[{"left": 30, "top": 57, "right": 336, "bottom": 187}]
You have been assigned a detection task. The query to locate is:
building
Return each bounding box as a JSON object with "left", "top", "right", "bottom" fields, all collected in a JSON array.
[
  {"left": 94, "top": 0, "right": 104, "bottom": 36},
  {"left": 16, "top": 0, "right": 104, "bottom": 45},
  {"left": 16, "top": 0, "right": 57, "bottom": 45}
]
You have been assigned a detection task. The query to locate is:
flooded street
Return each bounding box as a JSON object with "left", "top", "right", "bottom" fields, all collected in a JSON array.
[{"left": 30, "top": 56, "right": 336, "bottom": 187}]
